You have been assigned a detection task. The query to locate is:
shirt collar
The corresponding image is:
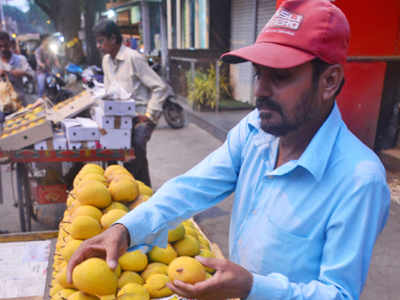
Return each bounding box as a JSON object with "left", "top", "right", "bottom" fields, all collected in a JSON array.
[
  {"left": 248, "top": 109, "right": 260, "bottom": 130},
  {"left": 115, "top": 44, "right": 128, "bottom": 61},
  {"left": 296, "top": 102, "right": 342, "bottom": 181},
  {"left": 248, "top": 103, "right": 343, "bottom": 181}
]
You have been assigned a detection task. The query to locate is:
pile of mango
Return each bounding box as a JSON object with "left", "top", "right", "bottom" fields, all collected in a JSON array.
[{"left": 50, "top": 163, "right": 215, "bottom": 300}]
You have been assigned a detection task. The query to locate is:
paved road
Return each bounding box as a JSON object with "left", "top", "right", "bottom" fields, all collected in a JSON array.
[{"left": 0, "top": 116, "right": 399, "bottom": 299}]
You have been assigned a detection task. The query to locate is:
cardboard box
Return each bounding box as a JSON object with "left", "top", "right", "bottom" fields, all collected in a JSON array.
[
  {"left": 0, "top": 118, "right": 53, "bottom": 151},
  {"left": 34, "top": 132, "right": 67, "bottom": 150},
  {"left": 68, "top": 141, "right": 97, "bottom": 150},
  {"left": 99, "top": 129, "right": 131, "bottom": 149},
  {"left": 62, "top": 118, "right": 100, "bottom": 142},
  {"left": 90, "top": 105, "right": 114, "bottom": 129},
  {"left": 99, "top": 99, "right": 136, "bottom": 116},
  {"left": 47, "top": 90, "right": 97, "bottom": 123},
  {"left": 90, "top": 105, "right": 133, "bottom": 129}
]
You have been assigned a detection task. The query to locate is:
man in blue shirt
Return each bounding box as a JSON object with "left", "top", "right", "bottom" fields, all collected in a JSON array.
[{"left": 68, "top": 1, "right": 390, "bottom": 299}]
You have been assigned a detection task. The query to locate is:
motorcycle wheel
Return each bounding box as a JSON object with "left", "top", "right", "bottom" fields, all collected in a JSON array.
[
  {"left": 163, "top": 99, "right": 185, "bottom": 129},
  {"left": 24, "top": 81, "right": 35, "bottom": 94}
]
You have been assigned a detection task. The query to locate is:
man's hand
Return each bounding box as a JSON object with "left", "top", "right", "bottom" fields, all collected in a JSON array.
[
  {"left": 166, "top": 256, "right": 253, "bottom": 300},
  {"left": 66, "top": 224, "right": 130, "bottom": 284},
  {"left": 133, "top": 114, "right": 153, "bottom": 125}
]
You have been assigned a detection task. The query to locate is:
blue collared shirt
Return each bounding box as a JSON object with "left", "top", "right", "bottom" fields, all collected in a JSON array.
[{"left": 118, "top": 103, "right": 390, "bottom": 300}]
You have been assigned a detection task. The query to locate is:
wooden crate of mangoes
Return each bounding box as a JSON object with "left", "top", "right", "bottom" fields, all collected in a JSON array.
[{"left": 48, "top": 163, "right": 226, "bottom": 300}]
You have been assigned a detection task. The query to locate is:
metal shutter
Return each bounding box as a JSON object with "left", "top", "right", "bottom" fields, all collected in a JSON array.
[
  {"left": 230, "top": 0, "right": 276, "bottom": 103},
  {"left": 230, "top": 0, "right": 255, "bottom": 103},
  {"left": 257, "top": 0, "right": 277, "bottom": 34}
]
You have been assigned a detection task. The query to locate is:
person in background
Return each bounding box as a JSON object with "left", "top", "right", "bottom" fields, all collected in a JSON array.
[
  {"left": 35, "top": 35, "right": 61, "bottom": 97},
  {"left": 92, "top": 20, "right": 168, "bottom": 187},
  {"left": 68, "top": 1, "right": 390, "bottom": 299},
  {"left": 0, "top": 31, "right": 34, "bottom": 106}
]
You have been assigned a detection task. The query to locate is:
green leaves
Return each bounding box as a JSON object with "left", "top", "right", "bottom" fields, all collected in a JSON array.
[{"left": 186, "top": 64, "right": 230, "bottom": 110}]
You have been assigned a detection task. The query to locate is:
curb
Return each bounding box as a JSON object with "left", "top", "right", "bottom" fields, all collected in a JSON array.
[{"left": 177, "top": 96, "right": 228, "bottom": 142}]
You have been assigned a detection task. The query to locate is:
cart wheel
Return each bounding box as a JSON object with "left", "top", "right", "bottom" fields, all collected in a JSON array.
[
  {"left": 21, "top": 165, "right": 33, "bottom": 231},
  {"left": 16, "top": 163, "right": 32, "bottom": 232}
]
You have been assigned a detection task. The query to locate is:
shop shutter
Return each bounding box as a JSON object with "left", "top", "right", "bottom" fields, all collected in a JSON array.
[
  {"left": 230, "top": 0, "right": 276, "bottom": 103},
  {"left": 257, "top": 0, "right": 277, "bottom": 34}
]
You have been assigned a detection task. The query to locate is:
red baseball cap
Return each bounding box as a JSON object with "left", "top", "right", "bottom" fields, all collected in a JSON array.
[{"left": 221, "top": 0, "right": 350, "bottom": 68}]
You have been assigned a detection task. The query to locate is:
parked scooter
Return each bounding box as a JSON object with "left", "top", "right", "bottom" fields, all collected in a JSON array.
[
  {"left": 148, "top": 57, "right": 185, "bottom": 129},
  {"left": 65, "top": 63, "right": 83, "bottom": 84},
  {"left": 81, "top": 65, "right": 104, "bottom": 88},
  {"left": 45, "top": 70, "right": 73, "bottom": 104}
]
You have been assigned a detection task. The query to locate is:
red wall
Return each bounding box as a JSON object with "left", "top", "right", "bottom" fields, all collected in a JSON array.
[
  {"left": 275, "top": 0, "right": 400, "bottom": 56},
  {"left": 275, "top": 0, "right": 400, "bottom": 147},
  {"left": 337, "top": 62, "right": 387, "bottom": 148}
]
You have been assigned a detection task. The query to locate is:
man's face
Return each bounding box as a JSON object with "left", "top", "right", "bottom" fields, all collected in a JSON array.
[
  {"left": 254, "top": 62, "right": 319, "bottom": 136},
  {"left": 0, "top": 39, "right": 11, "bottom": 59},
  {"left": 96, "top": 35, "right": 116, "bottom": 55}
]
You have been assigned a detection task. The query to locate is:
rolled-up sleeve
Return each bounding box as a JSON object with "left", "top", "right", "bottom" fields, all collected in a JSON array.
[{"left": 131, "top": 54, "right": 168, "bottom": 123}]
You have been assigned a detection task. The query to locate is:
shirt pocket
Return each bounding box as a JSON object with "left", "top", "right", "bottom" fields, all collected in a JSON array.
[{"left": 236, "top": 215, "right": 323, "bottom": 283}]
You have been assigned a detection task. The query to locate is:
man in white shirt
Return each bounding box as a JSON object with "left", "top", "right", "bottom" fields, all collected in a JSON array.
[{"left": 93, "top": 20, "right": 168, "bottom": 186}]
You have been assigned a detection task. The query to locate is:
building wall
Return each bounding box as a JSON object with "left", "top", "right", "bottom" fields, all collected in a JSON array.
[{"left": 167, "top": 1, "right": 231, "bottom": 98}]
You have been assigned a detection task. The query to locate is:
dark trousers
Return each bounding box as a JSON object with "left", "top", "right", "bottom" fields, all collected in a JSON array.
[{"left": 123, "top": 122, "right": 155, "bottom": 187}]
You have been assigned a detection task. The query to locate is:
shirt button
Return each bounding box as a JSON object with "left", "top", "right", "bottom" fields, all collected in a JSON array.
[{"left": 267, "top": 175, "right": 273, "bottom": 179}]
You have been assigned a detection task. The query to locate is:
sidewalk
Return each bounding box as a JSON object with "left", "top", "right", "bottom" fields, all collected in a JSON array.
[{"left": 177, "top": 96, "right": 253, "bottom": 141}]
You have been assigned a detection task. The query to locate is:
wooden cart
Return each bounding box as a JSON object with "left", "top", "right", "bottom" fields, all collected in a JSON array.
[
  {"left": 0, "top": 149, "right": 135, "bottom": 232},
  {"left": 0, "top": 220, "right": 235, "bottom": 300}
]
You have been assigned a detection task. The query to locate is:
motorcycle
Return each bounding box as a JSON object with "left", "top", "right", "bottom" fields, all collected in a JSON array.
[
  {"left": 81, "top": 65, "right": 104, "bottom": 88},
  {"left": 45, "top": 70, "right": 73, "bottom": 104},
  {"left": 148, "top": 57, "right": 185, "bottom": 129},
  {"left": 22, "top": 75, "right": 35, "bottom": 94}
]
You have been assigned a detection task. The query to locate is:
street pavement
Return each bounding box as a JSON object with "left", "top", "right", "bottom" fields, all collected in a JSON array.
[{"left": 0, "top": 114, "right": 399, "bottom": 299}]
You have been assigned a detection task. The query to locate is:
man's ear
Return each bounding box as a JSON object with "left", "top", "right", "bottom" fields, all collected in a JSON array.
[{"left": 320, "top": 64, "right": 344, "bottom": 101}]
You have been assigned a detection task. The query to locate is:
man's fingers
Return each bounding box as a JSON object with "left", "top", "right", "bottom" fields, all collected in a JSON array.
[
  {"left": 196, "top": 256, "right": 222, "bottom": 269},
  {"left": 66, "top": 244, "right": 105, "bottom": 283},
  {"left": 167, "top": 276, "right": 216, "bottom": 299},
  {"left": 66, "top": 248, "right": 86, "bottom": 283},
  {"left": 166, "top": 281, "right": 194, "bottom": 299},
  {"left": 106, "top": 244, "right": 120, "bottom": 270}
]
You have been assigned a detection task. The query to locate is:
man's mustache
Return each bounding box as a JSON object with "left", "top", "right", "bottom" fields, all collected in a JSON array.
[{"left": 256, "top": 97, "right": 282, "bottom": 114}]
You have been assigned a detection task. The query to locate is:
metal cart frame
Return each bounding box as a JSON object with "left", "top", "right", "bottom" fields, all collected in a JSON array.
[{"left": 0, "top": 149, "right": 135, "bottom": 232}]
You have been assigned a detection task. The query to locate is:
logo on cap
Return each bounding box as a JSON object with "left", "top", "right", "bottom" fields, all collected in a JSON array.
[{"left": 265, "top": 8, "right": 303, "bottom": 31}]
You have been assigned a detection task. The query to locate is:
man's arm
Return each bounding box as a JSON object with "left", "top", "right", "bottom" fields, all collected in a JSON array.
[
  {"left": 102, "top": 55, "right": 111, "bottom": 92},
  {"left": 246, "top": 179, "right": 390, "bottom": 300},
  {"left": 117, "top": 112, "right": 250, "bottom": 248},
  {"left": 131, "top": 53, "right": 168, "bottom": 124},
  {"left": 11, "top": 55, "right": 34, "bottom": 78},
  {"left": 34, "top": 47, "right": 46, "bottom": 70},
  {"left": 67, "top": 111, "right": 253, "bottom": 281}
]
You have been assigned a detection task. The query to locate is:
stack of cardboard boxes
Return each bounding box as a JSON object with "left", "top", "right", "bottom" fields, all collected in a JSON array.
[
  {"left": 91, "top": 100, "right": 136, "bottom": 150},
  {"left": 0, "top": 90, "right": 136, "bottom": 152}
]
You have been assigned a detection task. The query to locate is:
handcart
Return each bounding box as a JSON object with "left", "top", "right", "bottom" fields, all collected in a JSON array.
[{"left": 0, "top": 148, "right": 135, "bottom": 233}]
